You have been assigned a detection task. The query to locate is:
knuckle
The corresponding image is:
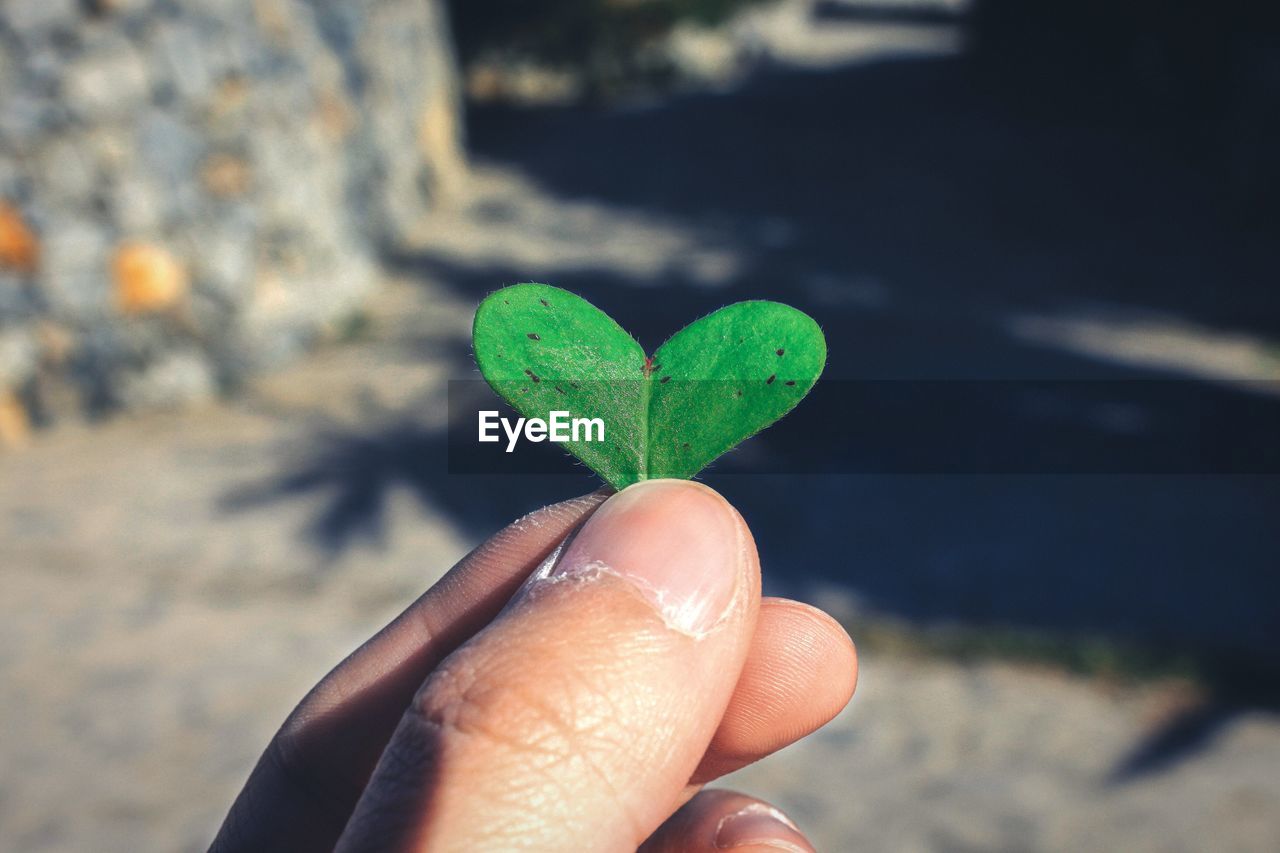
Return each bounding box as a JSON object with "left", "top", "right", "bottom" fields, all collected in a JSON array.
[
  {"left": 262, "top": 731, "right": 352, "bottom": 821},
  {"left": 411, "top": 645, "right": 593, "bottom": 755},
  {"left": 407, "top": 642, "right": 649, "bottom": 832}
]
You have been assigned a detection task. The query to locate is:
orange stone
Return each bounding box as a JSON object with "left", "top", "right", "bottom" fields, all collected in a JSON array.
[
  {"left": 35, "top": 321, "right": 77, "bottom": 365},
  {"left": 113, "top": 242, "right": 188, "bottom": 314},
  {"left": 210, "top": 76, "right": 251, "bottom": 121},
  {"left": 0, "top": 203, "right": 39, "bottom": 273},
  {"left": 316, "top": 90, "right": 353, "bottom": 140},
  {"left": 0, "top": 389, "right": 30, "bottom": 449},
  {"left": 201, "top": 153, "right": 252, "bottom": 198}
]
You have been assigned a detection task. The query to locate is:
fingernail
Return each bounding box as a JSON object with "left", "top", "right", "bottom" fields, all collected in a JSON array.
[
  {"left": 715, "top": 803, "right": 812, "bottom": 851},
  {"left": 539, "top": 479, "right": 744, "bottom": 636}
]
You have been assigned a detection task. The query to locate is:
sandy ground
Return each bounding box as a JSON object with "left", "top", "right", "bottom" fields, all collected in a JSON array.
[
  {"left": 5, "top": 3, "right": 1280, "bottom": 848},
  {"left": 2, "top": 202, "right": 1278, "bottom": 850}
]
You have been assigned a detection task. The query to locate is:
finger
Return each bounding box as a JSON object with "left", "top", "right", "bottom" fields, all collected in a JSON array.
[
  {"left": 212, "top": 489, "right": 609, "bottom": 853},
  {"left": 337, "top": 480, "right": 761, "bottom": 852},
  {"left": 693, "top": 598, "right": 857, "bottom": 783},
  {"left": 641, "top": 789, "right": 815, "bottom": 853}
]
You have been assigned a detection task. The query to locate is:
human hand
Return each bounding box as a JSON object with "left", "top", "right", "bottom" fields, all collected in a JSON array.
[{"left": 212, "top": 480, "right": 857, "bottom": 851}]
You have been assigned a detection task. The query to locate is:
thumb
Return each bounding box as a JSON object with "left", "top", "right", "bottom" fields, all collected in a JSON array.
[{"left": 337, "top": 479, "right": 759, "bottom": 852}]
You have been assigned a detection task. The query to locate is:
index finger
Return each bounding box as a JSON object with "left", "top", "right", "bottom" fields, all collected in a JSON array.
[{"left": 212, "top": 489, "right": 609, "bottom": 853}]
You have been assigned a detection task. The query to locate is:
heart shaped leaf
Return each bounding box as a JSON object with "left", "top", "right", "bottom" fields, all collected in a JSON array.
[
  {"left": 647, "top": 300, "right": 827, "bottom": 480},
  {"left": 472, "top": 283, "right": 825, "bottom": 489},
  {"left": 472, "top": 283, "right": 648, "bottom": 487}
]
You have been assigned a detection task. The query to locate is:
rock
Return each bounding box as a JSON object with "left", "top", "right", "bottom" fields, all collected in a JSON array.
[
  {"left": 83, "top": 0, "right": 143, "bottom": 14},
  {"left": 153, "top": 20, "right": 218, "bottom": 103},
  {"left": 36, "top": 220, "right": 110, "bottom": 318},
  {"left": 0, "top": 326, "right": 35, "bottom": 444},
  {"left": 0, "top": 327, "right": 37, "bottom": 387},
  {"left": 0, "top": 388, "right": 30, "bottom": 448},
  {"left": 0, "top": 0, "right": 464, "bottom": 422},
  {"left": 0, "top": 204, "right": 39, "bottom": 273},
  {"left": 116, "top": 349, "right": 216, "bottom": 409},
  {"left": 199, "top": 153, "right": 252, "bottom": 198},
  {"left": 0, "top": 92, "right": 64, "bottom": 148},
  {"left": 316, "top": 0, "right": 466, "bottom": 245},
  {"left": 192, "top": 224, "right": 255, "bottom": 303},
  {"left": 1, "top": 0, "right": 77, "bottom": 38},
  {"left": 109, "top": 176, "right": 168, "bottom": 234},
  {"left": 137, "top": 111, "right": 203, "bottom": 187},
  {"left": 21, "top": 45, "right": 67, "bottom": 95},
  {"left": 32, "top": 134, "right": 98, "bottom": 206},
  {"left": 63, "top": 45, "right": 152, "bottom": 120},
  {"left": 112, "top": 243, "right": 188, "bottom": 315},
  {"left": 34, "top": 321, "right": 77, "bottom": 366},
  {"left": 0, "top": 273, "right": 36, "bottom": 320},
  {"left": 0, "top": 158, "right": 24, "bottom": 203}
]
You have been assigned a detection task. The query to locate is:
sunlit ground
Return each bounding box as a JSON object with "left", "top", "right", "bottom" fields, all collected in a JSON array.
[{"left": 3, "top": 2, "right": 1279, "bottom": 850}]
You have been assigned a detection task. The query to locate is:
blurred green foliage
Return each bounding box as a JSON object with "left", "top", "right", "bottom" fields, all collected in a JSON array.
[
  {"left": 450, "top": 0, "right": 766, "bottom": 62},
  {"left": 853, "top": 618, "right": 1207, "bottom": 686},
  {"left": 448, "top": 0, "right": 771, "bottom": 96}
]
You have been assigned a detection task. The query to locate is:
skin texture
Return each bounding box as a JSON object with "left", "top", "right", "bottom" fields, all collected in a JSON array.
[{"left": 212, "top": 480, "right": 856, "bottom": 851}]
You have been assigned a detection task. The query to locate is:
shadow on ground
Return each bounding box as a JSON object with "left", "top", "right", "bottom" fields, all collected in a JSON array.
[{"left": 226, "top": 29, "right": 1280, "bottom": 777}]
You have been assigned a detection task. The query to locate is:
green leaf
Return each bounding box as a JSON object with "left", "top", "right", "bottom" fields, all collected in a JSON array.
[
  {"left": 647, "top": 300, "right": 827, "bottom": 481},
  {"left": 472, "top": 283, "right": 826, "bottom": 489},
  {"left": 472, "top": 283, "right": 648, "bottom": 487}
]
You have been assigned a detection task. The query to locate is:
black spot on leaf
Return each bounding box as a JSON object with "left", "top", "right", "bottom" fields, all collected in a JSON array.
[
  {"left": 766, "top": 374, "right": 776, "bottom": 385},
  {"left": 527, "top": 333, "right": 541, "bottom": 340}
]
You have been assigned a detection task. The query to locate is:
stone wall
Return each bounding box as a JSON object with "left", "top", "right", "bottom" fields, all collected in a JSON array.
[{"left": 0, "top": 0, "right": 465, "bottom": 442}]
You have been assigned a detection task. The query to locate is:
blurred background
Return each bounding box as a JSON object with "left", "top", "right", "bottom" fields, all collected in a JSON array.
[{"left": 2, "top": 0, "right": 1279, "bottom": 850}]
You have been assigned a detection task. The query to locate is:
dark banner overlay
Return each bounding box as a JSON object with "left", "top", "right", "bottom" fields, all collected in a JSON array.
[{"left": 447, "top": 379, "right": 1280, "bottom": 475}]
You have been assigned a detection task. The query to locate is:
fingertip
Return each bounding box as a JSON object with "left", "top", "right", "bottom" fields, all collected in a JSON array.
[
  {"left": 695, "top": 598, "right": 857, "bottom": 781},
  {"left": 714, "top": 801, "right": 814, "bottom": 852},
  {"left": 346, "top": 480, "right": 764, "bottom": 851},
  {"left": 641, "top": 790, "right": 815, "bottom": 853},
  {"left": 769, "top": 598, "right": 858, "bottom": 699},
  {"left": 537, "top": 477, "right": 758, "bottom": 637}
]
